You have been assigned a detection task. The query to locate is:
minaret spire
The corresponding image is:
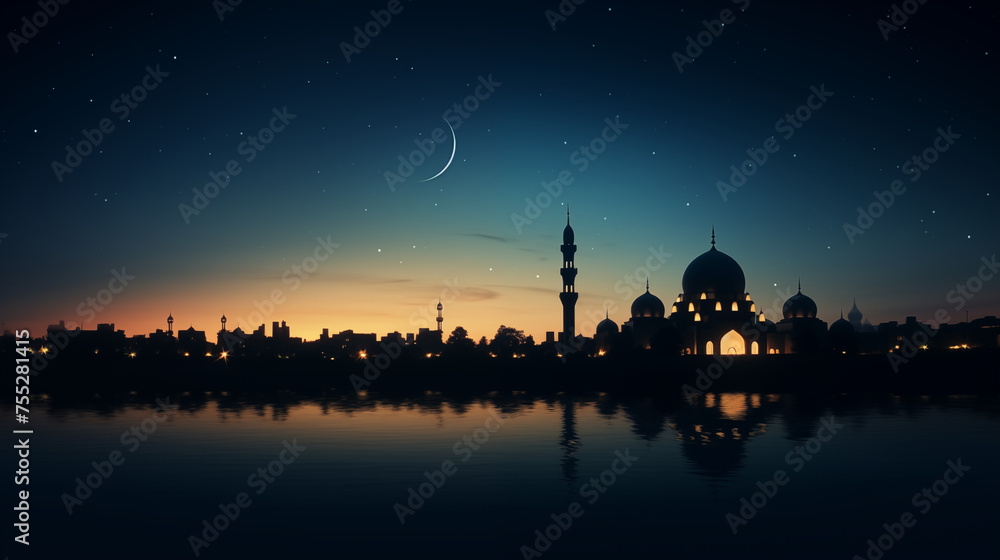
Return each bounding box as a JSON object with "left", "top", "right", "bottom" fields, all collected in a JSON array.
[{"left": 711, "top": 226, "right": 716, "bottom": 248}]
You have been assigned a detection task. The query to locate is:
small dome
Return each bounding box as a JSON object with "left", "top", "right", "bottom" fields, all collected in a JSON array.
[
  {"left": 597, "top": 314, "right": 619, "bottom": 335},
  {"left": 631, "top": 283, "right": 665, "bottom": 318},
  {"left": 783, "top": 283, "right": 818, "bottom": 319},
  {"left": 830, "top": 314, "right": 854, "bottom": 335},
  {"left": 682, "top": 231, "right": 746, "bottom": 296}
]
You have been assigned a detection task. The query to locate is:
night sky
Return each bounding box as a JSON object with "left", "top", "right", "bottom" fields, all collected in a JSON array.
[{"left": 2, "top": 0, "right": 997, "bottom": 342}]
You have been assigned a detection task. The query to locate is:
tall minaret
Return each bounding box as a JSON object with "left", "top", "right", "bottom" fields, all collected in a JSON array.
[
  {"left": 167, "top": 313, "right": 174, "bottom": 337},
  {"left": 221, "top": 314, "right": 227, "bottom": 332},
  {"left": 436, "top": 300, "right": 443, "bottom": 333},
  {"left": 559, "top": 208, "right": 578, "bottom": 344}
]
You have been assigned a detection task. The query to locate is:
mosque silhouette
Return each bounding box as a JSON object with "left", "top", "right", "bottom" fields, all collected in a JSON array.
[{"left": 558, "top": 211, "right": 856, "bottom": 356}]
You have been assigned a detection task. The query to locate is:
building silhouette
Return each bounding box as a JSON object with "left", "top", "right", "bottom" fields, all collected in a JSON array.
[
  {"left": 829, "top": 312, "right": 857, "bottom": 354},
  {"left": 595, "top": 310, "right": 618, "bottom": 354},
  {"left": 769, "top": 281, "right": 829, "bottom": 353},
  {"left": 622, "top": 279, "right": 668, "bottom": 349},
  {"left": 178, "top": 325, "right": 208, "bottom": 355}
]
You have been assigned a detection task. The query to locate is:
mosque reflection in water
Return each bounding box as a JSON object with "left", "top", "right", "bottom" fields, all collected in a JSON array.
[
  {"left": 560, "top": 392, "right": 788, "bottom": 485},
  {"left": 41, "top": 389, "right": 905, "bottom": 486}
]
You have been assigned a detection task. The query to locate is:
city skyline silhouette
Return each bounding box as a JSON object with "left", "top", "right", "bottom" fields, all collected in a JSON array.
[{"left": 11, "top": 217, "right": 998, "bottom": 349}]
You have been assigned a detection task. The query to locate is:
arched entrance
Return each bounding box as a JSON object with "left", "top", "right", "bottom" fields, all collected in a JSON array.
[{"left": 721, "top": 329, "right": 745, "bottom": 355}]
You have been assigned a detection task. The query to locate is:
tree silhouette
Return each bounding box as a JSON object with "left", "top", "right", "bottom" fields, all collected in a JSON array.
[
  {"left": 447, "top": 326, "right": 475, "bottom": 350},
  {"left": 490, "top": 325, "right": 525, "bottom": 358}
]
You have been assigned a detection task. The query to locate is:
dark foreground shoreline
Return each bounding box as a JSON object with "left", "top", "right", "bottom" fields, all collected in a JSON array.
[{"left": 24, "top": 347, "right": 1000, "bottom": 397}]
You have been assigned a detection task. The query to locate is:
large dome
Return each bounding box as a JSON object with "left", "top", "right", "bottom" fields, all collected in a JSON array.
[
  {"left": 631, "top": 285, "right": 665, "bottom": 318},
  {"left": 681, "top": 233, "right": 746, "bottom": 296},
  {"left": 783, "top": 284, "right": 818, "bottom": 319}
]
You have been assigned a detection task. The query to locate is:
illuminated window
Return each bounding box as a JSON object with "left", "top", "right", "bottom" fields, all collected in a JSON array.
[
  {"left": 706, "top": 341, "right": 713, "bottom": 354},
  {"left": 750, "top": 303, "right": 756, "bottom": 313},
  {"left": 745, "top": 293, "right": 752, "bottom": 301},
  {"left": 700, "top": 292, "right": 707, "bottom": 300},
  {"left": 688, "top": 303, "right": 695, "bottom": 312},
  {"left": 694, "top": 313, "right": 701, "bottom": 322},
  {"left": 758, "top": 312, "right": 765, "bottom": 322},
  {"left": 671, "top": 305, "right": 677, "bottom": 313},
  {"left": 751, "top": 341, "right": 759, "bottom": 355},
  {"left": 731, "top": 302, "right": 739, "bottom": 311},
  {"left": 715, "top": 301, "right": 722, "bottom": 311}
]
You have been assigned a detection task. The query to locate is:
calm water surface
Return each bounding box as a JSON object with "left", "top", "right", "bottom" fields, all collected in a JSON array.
[{"left": 13, "top": 391, "right": 1000, "bottom": 559}]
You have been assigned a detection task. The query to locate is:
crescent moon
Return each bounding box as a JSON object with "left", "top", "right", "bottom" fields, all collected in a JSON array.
[{"left": 419, "top": 119, "right": 456, "bottom": 182}]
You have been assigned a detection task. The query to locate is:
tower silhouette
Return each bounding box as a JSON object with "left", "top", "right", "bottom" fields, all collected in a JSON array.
[
  {"left": 436, "top": 300, "right": 443, "bottom": 333},
  {"left": 559, "top": 208, "right": 578, "bottom": 343},
  {"left": 221, "top": 314, "right": 227, "bottom": 331},
  {"left": 167, "top": 313, "right": 174, "bottom": 336}
]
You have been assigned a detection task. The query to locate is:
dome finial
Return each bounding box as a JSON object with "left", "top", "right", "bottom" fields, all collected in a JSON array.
[
  {"left": 798, "top": 278, "right": 801, "bottom": 293},
  {"left": 606, "top": 308, "right": 609, "bottom": 319},
  {"left": 711, "top": 225, "right": 716, "bottom": 248},
  {"left": 646, "top": 277, "right": 649, "bottom": 292},
  {"left": 566, "top": 205, "right": 570, "bottom": 225}
]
